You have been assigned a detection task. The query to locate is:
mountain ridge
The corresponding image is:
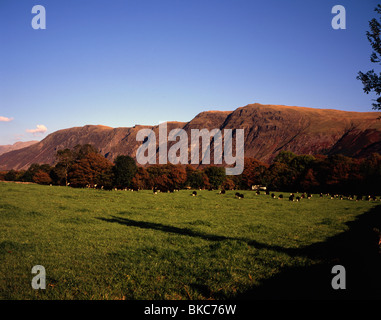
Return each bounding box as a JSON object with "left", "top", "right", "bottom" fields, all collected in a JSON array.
[
  {"left": 0, "top": 103, "right": 380, "bottom": 170},
  {"left": 0, "top": 141, "right": 39, "bottom": 156}
]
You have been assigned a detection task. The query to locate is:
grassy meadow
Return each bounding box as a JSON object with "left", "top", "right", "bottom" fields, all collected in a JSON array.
[{"left": 0, "top": 181, "right": 380, "bottom": 300}]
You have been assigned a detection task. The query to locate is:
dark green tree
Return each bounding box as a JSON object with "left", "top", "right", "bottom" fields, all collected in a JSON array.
[
  {"left": 55, "top": 148, "right": 74, "bottom": 186},
  {"left": 357, "top": 4, "right": 381, "bottom": 110},
  {"left": 186, "top": 170, "right": 205, "bottom": 189},
  {"left": 273, "top": 150, "right": 296, "bottom": 165},
  {"left": 113, "top": 155, "right": 138, "bottom": 189},
  {"left": 4, "top": 169, "right": 17, "bottom": 181},
  {"left": 20, "top": 163, "right": 40, "bottom": 182},
  {"left": 72, "top": 144, "right": 99, "bottom": 160},
  {"left": 203, "top": 166, "right": 226, "bottom": 189}
]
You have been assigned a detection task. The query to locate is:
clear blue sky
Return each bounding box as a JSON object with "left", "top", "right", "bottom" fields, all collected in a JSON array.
[{"left": 0, "top": 0, "right": 379, "bottom": 145}]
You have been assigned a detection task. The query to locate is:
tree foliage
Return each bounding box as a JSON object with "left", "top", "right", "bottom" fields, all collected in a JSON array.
[
  {"left": 357, "top": 4, "right": 381, "bottom": 110},
  {"left": 68, "top": 152, "right": 113, "bottom": 188},
  {"left": 33, "top": 170, "right": 52, "bottom": 185},
  {"left": 1, "top": 144, "right": 380, "bottom": 195},
  {"left": 113, "top": 155, "right": 137, "bottom": 189},
  {"left": 203, "top": 166, "right": 226, "bottom": 189}
]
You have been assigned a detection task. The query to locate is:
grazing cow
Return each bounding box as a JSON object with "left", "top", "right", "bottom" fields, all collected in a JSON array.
[
  {"left": 278, "top": 194, "right": 283, "bottom": 199},
  {"left": 307, "top": 194, "right": 312, "bottom": 199},
  {"left": 271, "top": 193, "right": 276, "bottom": 199},
  {"left": 289, "top": 195, "right": 294, "bottom": 201},
  {"left": 235, "top": 192, "right": 244, "bottom": 199},
  {"left": 192, "top": 191, "right": 197, "bottom": 196},
  {"left": 256, "top": 190, "right": 260, "bottom": 195},
  {"left": 296, "top": 196, "right": 300, "bottom": 202}
]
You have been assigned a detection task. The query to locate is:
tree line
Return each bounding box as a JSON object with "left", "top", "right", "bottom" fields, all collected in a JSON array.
[{"left": 1, "top": 144, "right": 380, "bottom": 195}]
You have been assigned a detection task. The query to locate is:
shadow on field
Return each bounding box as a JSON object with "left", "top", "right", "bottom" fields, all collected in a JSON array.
[
  {"left": 98, "top": 205, "right": 381, "bottom": 300},
  {"left": 235, "top": 204, "right": 381, "bottom": 300},
  {"left": 97, "top": 216, "right": 292, "bottom": 252},
  {"left": 98, "top": 216, "right": 229, "bottom": 241}
]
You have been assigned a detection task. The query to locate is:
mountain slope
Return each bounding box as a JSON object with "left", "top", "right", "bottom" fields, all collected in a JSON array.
[
  {"left": 0, "top": 141, "right": 39, "bottom": 156},
  {"left": 0, "top": 103, "right": 380, "bottom": 170}
]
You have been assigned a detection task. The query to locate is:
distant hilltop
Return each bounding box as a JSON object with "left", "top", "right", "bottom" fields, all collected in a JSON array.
[
  {"left": 0, "top": 141, "right": 39, "bottom": 157},
  {"left": 0, "top": 103, "right": 380, "bottom": 170}
]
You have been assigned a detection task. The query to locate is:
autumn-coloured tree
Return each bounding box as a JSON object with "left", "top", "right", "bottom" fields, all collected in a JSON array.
[
  {"left": 299, "top": 168, "right": 320, "bottom": 192},
  {"left": 146, "top": 164, "right": 187, "bottom": 191},
  {"left": 202, "top": 173, "right": 211, "bottom": 190},
  {"left": 221, "top": 178, "right": 236, "bottom": 190},
  {"left": 0, "top": 171, "right": 7, "bottom": 181},
  {"left": 240, "top": 158, "right": 268, "bottom": 189},
  {"left": 317, "top": 154, "right": 354, "bottom": 193},
  {"left": 33, "top": 170, "right": 53, "bottom": 185},
  {"left": 168, "top": 165, "right": 187, "bottom": 190},
  {"left": 131, "top": 167, "right": 152, "bottom": 190},
  {"left": 68, "top": 152, "right": 113, "bottom": 188},
  {"left": 153, "top": 174, "right": 173, "bottom": 192}
]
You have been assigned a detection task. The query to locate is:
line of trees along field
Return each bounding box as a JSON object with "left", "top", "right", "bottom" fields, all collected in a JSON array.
[{"left": 0, "top": 144, "right": 380, "bottom": 195}]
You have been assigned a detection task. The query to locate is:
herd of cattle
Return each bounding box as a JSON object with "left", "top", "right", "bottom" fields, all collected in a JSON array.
[
  {"left": 84, "top": 184, "right": 380, "bottom": 202},
  {"left": 193, "top": 189, "right": 381, "bottom": 202}
]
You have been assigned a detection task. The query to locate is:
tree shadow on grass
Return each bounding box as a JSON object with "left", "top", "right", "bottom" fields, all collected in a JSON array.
[
  {"left": 234, "top": 204, "right": 381, "bottom": 300},
  {"left": 96, "top": 216, "right": 294, "bottom": 253},
  {"left": 97, "top": 204, "right": 381, "bottom": 300}
]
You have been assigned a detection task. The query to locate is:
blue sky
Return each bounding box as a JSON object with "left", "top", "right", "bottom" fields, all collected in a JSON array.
[{"left": 0, "top": 0, "right": 380, "bottom": 145}]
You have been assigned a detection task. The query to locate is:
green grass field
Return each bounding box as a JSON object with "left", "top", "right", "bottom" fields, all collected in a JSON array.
[{"left": 0, "top": 182, "right": 380, "bottom": 300}]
